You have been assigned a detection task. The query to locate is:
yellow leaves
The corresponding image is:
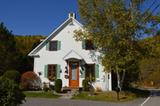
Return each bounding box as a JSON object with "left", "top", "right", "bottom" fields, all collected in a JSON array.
[
  {"left": 73, "top": 29, "right": 91, "bottom": 41},
  {"left": 77, "top": 0, "right": 158, "bottom": 74},
  {"left": 150, "top": 15, "right": 160, "bottom": 22}
]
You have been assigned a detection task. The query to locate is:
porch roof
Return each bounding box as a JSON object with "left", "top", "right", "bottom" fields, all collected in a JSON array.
[{"left": 63, "top": 50, "right": 84, "bottom": 60}]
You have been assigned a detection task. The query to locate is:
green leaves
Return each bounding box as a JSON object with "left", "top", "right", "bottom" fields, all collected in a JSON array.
[
  {"left": 15, "top": 35, "right": 44, "bottom": 73},
  {"left": 0, "top": 22, "right": 17, "bottom": 73},
  {"left": 0, "top": 22, "right": 44, "bottom": 74},
  {"left": 0, "top": 77, "right": 25, "bottom": 106},
  {"left": 76, "top": 0, "right": 159, "bottom": 72},
  {"left": 75, "top": 0, "right": 160, "bottom": 89}
]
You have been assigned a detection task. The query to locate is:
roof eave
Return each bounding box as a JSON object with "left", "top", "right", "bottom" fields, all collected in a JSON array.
[{"left": 28, "top": 17, "right": 83, "bottom": 56}]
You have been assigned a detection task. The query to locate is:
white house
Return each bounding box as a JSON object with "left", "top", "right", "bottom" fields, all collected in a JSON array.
[{"left": 28, "top": 13, "right": 112, "bottom": 91}]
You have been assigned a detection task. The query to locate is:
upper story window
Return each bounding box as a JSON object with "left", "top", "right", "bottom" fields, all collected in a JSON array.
[
  {"left": 49, "top": 41, "right": 58, "bottom": 51},
  {"left": 46, "top": 40, "right": 61, "bottom": 51},
  {"left": 82, "top": 40, "right": 95, "bottom": 50}
]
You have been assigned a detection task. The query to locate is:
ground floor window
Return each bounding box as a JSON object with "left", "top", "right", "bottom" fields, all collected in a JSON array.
[
  {"left": 48, "top": 64, "right": 56, "bottom": 81},
  {"left": 85, "top": 64, "right": 95, "bottom": 81}
]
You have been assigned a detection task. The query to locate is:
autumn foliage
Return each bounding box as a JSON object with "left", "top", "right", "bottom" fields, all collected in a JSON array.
[{"left": 20, "top": 71, "right": 41, "bottom": 90}]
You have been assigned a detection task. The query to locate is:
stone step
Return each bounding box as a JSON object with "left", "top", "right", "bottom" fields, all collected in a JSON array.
[{"left": 59, "top": 89, "right": 79, "bottom": 99}]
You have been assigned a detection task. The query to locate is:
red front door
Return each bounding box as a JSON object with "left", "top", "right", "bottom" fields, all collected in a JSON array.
[{"left": 69, "top": 62, "right": 79, "bottom": 88}]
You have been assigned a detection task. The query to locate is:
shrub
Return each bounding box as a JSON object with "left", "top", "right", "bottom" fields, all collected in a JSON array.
[
  {"left": 0, "top": 77, "right": 25, "bottom": 105},
  {"left": 3, "top": 70, "right": 21, "bottom": 84},
  {"left": 20, "top": 71, "right": 41, "bottom": 90},
  {"left": 82, "top": 79, "right": 90, "bottom": 91},
  {"left": 55, "top": 79, "right": 62, "bottom": 93}
]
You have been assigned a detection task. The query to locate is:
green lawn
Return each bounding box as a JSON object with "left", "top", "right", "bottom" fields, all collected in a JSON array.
[
  {"left": 24, "top": 91, "right": 60, "bottom": 98},
  {"left": 72, "top": 91, "right": 138, "bottom": 102}
]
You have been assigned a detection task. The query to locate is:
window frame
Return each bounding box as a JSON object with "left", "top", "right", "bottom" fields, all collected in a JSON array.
[
  {"left": 48, "top": 64, "right": 57, "bottom": 81},
  {"left": 49, "top": 41, "right": 58, "bottom": 51},
  {"left": 85, "top": 64, "right": 95, "bottom": 81}
]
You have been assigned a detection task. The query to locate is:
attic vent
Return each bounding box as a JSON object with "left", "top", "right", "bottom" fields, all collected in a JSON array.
[
  {"left": 69, "top": 13, "right": 75, "bottom": 19},
  {"left": 69, "top": 22, "right": 74, "bottom": 26}
]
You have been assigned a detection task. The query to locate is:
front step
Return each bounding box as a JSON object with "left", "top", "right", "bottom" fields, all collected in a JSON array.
[
  {"left": 62, "top": 87, "right": 71, "bottom": 93},
  {"left": 59, "top": 89, "right": 79, "bottom": 99},
  {"left": 71, "top": 89, "right": 79, "bottom": 96},
  {"left": 62, "top": 87, "right": 81, "bottom": 93}
]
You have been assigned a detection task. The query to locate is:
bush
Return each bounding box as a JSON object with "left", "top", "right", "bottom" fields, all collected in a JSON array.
[
  {"left": 55, "top": 79, "right": 62, "bottom": 93},
  {"left": 0, "top": 77, "right": 25, "bottom": 105},
  {"left": 3, "top": 70, "right": 21, "bottom": 84},
  {"left": 82, "top": 79, "right": 90, "bottom": 91},
  {"left": 20, "top": 71, "right": 41, "bottom": 90}
]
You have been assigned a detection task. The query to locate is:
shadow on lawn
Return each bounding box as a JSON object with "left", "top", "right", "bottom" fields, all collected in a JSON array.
[
  {"left": 151, "top": 90, "right": 160, "bottom": 97},
  {"left": 124, "top": 87, "right": 150, "bottom": 98}
]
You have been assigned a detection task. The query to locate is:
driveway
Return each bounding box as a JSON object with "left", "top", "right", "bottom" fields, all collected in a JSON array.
[
  {"left": 142, "top": 96, "right": 160, "bottom": 106},
  {"left": 141, "top": 89, "right": 160, "bottom": 106},
  {"left": 21, "top": 89, "right": 160, "bottom": 106},
  {"left": 21, "top": 98, "right": 146, "bottom": 106}
]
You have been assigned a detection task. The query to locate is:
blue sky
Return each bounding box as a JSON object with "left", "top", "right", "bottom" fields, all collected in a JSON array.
[
  {"left": 0, "top": 0, "right": 160, "bottom": 36},
  {"left": 0, "top": 0, "right": 79, "bottom": 35}
]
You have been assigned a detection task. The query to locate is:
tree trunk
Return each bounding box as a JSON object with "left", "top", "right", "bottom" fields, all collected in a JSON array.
[
  {"left": 116, "top": 71, "right": 121, "bottom": 91},
  {"left": 120, "top": 70, "right": 125, "bottom": 90},
  {"left": 116, "top": 71, "right": 121, "bottom": 101}
]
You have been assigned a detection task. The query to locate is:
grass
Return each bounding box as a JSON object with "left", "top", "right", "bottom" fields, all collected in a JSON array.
[
  {"left": 72, "top": 91, "right": 139, "bottom": 102},
  {"left": 24, "top": 91, "right": 60, "bottom": 98}
]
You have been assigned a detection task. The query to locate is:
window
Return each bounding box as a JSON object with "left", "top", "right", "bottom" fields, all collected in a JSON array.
[
  {"left": 49, "top": 41, "right": 57, "bottom": 51},
  {"left": 71, "top": 63, "right": 78, "bottom": 80},
  {"left": 83, "top": 40, "right": 95, "bottom": 50},
  {"left": 48, "top": 64, "right": 56, "bottom": 81},
  {"left": 85, "top": 64, "right": 95, "bottom": 81}
]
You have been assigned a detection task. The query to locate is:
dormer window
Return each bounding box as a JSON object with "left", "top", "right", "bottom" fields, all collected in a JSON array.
[{"left": 82, "top": 40, "right": 95, "bottom": 50}]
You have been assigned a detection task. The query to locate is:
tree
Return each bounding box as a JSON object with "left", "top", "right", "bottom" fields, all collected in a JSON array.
[
  {"left": 0, "top": 23, "right": 18, "bottom": 75},
  {"left": 75, "top": 0, "right": 160, "bottom": 97},
  {"left": 0, "top": 77, "right": 25, "bottom": 106},
  {"left": 0, "top": 22, "right": 44, "bottom": 75},
  {"left": 3, "top": 70, "right": 21, "bottom": 84},
  {"left": 139, "top": 35, "right": 160, "bottom": 87},
  {"left": 15, "top": 35, "right": 45, "bottom": 73}
]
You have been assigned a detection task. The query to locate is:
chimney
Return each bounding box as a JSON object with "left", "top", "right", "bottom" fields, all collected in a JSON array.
[{"left": 68, "top": 12, "right": 75, "bottom": 19}]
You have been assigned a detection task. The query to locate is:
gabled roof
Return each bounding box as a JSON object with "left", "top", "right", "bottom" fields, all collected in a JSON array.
[
  {"left": 63, "top": 50, "right": 84, "bottom": 60},
  {"left": 28, "top": 13, "right": 83, "bottom": 56}
]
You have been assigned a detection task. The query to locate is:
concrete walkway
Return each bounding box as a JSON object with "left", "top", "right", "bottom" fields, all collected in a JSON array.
[
  {"left": 55, "top": 89, "right": 79, "bottom": 99},
  {"left": 56, "top": 92, "right": 73, "bottom": 99}
]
